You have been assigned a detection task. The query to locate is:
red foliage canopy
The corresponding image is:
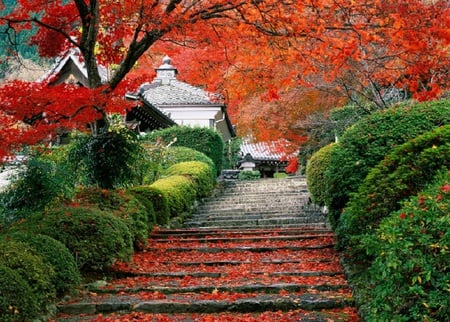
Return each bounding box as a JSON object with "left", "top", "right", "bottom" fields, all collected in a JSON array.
[{"left": 0, "top": 0, "right": 448, "bottom": 159}]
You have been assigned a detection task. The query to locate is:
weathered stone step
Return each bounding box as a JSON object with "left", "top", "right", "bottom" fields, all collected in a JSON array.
[
  {"left": 150, "top": 227, "right": 333, "bottom": 238},
  {"left": 160, "top": 258, "right": 335, "bottom": 267},
  {"left": 191, "top": 211, "right": 310, "bottom": 220},
  {"left": 150, "top": 233, "right": 334, "bottom": 243},
  {"left": 184, "top": 217, "right": 326, "bottom": 228},
  {"left": 146, "top": 244, "right": 335, "bottom": 253},
  {"left": 57, "top": 292, "right": 353, "bottom": 316},
  {"left": 184, "top": 223, "right": 331, "bottom": 230},
  {"left": 110, "top": 270, "right": 342, "bottom": 278}
]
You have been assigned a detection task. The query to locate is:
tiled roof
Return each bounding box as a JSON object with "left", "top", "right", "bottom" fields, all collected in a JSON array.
[
  {"left": 38, "top": 47, "right": 109, "bottom": 84},
  {"left": 136, "top": 56, "right": 221, "bottom": 107},
  {"left": 240, "top": 140, "right": 286, "bottom": 161},
  {"left": 139, "top": 80, "right": 215, "bottom": 106}
]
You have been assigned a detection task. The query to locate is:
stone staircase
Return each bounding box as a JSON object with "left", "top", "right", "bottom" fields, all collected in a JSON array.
[{"left": 55, "top": 177, "right": 359, "bottom": 321}]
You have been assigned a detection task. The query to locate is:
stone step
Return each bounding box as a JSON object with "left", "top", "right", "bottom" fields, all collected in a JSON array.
[
  {"left": 184, "top": 216, "right": 326, "bottom": 228},
  {"left": 191, "top": 209, "right": 316, "bottom": 218},
  {"left": 184, "top": 222, "right": 332, "bottom": 230},
  {"left": 150, "top": 233, "right": 334, "bottom": 243}
]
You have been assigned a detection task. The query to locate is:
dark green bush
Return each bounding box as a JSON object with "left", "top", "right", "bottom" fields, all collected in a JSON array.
[
  {"left": 19, "top": 207, "right": 133, "bottom": 271},
  {"left": 73, "top": 188, "right": 149, "bottom": 250},
  {"left": 164, "top": 161, "right": 215, "bottom": 198},
  {"left": 0, "top": 155, "right": 75, "bottom": 225},
  {"left": 306, "top": 143, "right": 336, "bottom": 206},
  {"left": 325, "top": 99, "right": 450, "bottom": 225},
  {"left": 163, "top": 146, "right": 215, "bottom": 171},
  {"left": 0, "top": 264, "right": 39, "bottom": 322},
  {"left": 150, "top": 175, "right": 196, "bottom": 218},
  {"left": 143, "top": 126, "right": 224, "bottom": 176},
  {"left": 7, "top": 233, "right": 81, "bottom": 295},
  {"left": 238, "top": 170, "right": 261, "bottom": 180},
  {"left": 68, "top": 125, "right": 146, "bottom": 189},
  {"left": 337, "top": 125, "right": 450, "bottom": 256},
  {"left": 359, "top": 170, "right": 450, "bottom": 321},
  {"left": 128, "top": 185, "right": 167, "bottom": 226},
  {"left": 0, "top": 239, "right": 55, "bottom": 312}
]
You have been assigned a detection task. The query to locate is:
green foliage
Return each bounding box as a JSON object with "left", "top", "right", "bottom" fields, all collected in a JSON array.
[
  {"left": 0, "top": 154, "right": 75, "bottom": 225},
  {"left": 359, "top": 170, "right": 450, "bottom": 321},
  {"left": 73, "top": 188, "right": 149, "bottom": 250},
  {"left": 68, "top": 125, "right": 146, "bottom": 189},
  {"left": 0, "top": 264, "right": 39, "bottom": 322},
  {"left": 297, "top": 105, "right": 374, "bottom": 174},
  {"left": 164, "top": 161, "right": 215, "bottom": 198},
  {"left": 6, "top": 233, "right": 81, "bottom": 295},
  {"left": 273, "top": 172, "right": 288, "bottom": 179},
  {"left": 325, "top": 99, "right": 450, "bottom": 225},
  {"left": 337, "top": 125, "right": 450, "bottom": 256},
  {"left": 0, "top": 239, "right": 55, "bottom": 312},
  {"left": 238, "top": 170, "right": 261, "bottom": 180},
  {"left": 306, "top": 143, "right": 336, "bottom": 207},
  {"left": 223, "top": 137, "right": 242, "bottom": 170},
  {"left": 164, "top": 146, "right": 216, "bottom": 172},
  {"left": 18, "top": 206, "right": 133, "bottom": 271},
  {"left": 150, "top": 175, "right": 196, "bottom": 218},
  {"left": 129, "top": 185, "right": 170, "bottom": 226},
  {"left": 143, "top": 126, "right": 224, "bottom": 176}
]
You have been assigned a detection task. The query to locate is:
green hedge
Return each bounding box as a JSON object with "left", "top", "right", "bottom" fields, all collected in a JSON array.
[
  {"left": 359, "top": 170, "right": 450, "bottom": 321},
  {"left": 337, "top": 125, "right": 450, "bottom": 256},
  {"left": 306, "top": 143, "right": 335, "bottom": 207},
  {"left": 143, "top": 126, "right": 224, "bottom": 176},
  {"left": 0, "top": 264, "right": 39, "bottom": 322},
  {"left": 14, "top": 207, "right": 133, "bottom": 271},
  {"left": 128, "top": 185, "right": 169, "bottom": 226},
  {"left": 0, "top": 239, "right": 55, "bottom": 314},
  {"left": 325, "top": 99, "right": 450, "bottom": 225},
  {"left": 6, "top": 233, "right": 81, "bottom": 295},
  {"left": 73, "top": 188, "right": 149, "bottom": 250},
  {"left": 164, "top": 161, "right": 215, "bottom": 198},
  {"left": 163, "top": 146, "right": 215, "bottom": 172},
  {"left": 238, "top": 170, "right": 261, "bottom": 180},
  {"left": 150, "top": 175, "right": 196, "bottom": 218}
]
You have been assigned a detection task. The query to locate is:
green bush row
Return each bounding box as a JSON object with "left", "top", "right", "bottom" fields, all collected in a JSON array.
[
  {"left": 359, "top": 170, "right": 450, "bottom": 321},
  {"left": 306, "top": 143, "right": 335, "bottom": 206},
  {"left": 238, "top": 170, "right": 261, "bottom": 180},
  {"left": 325, "top": 100, "right": 450, "bottom": 226},
  {"left": 142, "top": 126, "right": 224, "bottom": 176}
]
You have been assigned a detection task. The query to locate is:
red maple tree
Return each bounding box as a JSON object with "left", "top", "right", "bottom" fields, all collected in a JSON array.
[{"left": 0, "top": 0, "right": 448, "bottom": 159}]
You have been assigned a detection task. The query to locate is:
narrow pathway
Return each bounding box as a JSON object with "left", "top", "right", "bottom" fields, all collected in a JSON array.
[{"left": 56, "top": 177, "right": 359, "bottom": 321}]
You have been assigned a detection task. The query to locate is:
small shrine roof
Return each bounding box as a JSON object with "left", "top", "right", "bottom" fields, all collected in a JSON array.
[
  {"left": 240, "top": 140, "right": 286, "bottom": 161},
  {"left": 135, "top": 56, "right": 222, "bottom": 107}
]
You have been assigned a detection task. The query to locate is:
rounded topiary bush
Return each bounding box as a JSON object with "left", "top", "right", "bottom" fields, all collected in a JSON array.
[
  {"left": 306, "top": 143, "right": 336, "bottom": 207},
  {"left": 7, "top": 233, "right": 81, "bottom": 295},
  {"left": 163, "top": 146, "right": 215, "bottom": 171},
  {"left": 359, "top": 170, "right": 450, "bottom": 321},
  {"left": 0, "top": 264, "right": 39, "bottom": 322},
  {"left": 128, "top": 185, "right": 168, "bottom": 226},
  {"left": 22, "top": 207, "right": 133, "bottom": 271},
  {"left": 0, "top": 239, "right": 55, "bottom": 312},
  {"left": 143, "top": 126, "right": 224, "bottom": 176},
  {"left": 337, "top": 125, "right": 450, "bottom": 256},
  {"left": 325, "top": 99, "right": 450, "bottom": 225},
  {"left": 164, "top": 161, "right": 215, "bottom": 198},
  {"left": 238, "top": 170, "right": 261, "bottom": 180},
  {"left": 73, "top": 188, "right": 149, "bottom": 250},
  {"left": 150, "top": 175, "right": 196, "bottom": 218}
]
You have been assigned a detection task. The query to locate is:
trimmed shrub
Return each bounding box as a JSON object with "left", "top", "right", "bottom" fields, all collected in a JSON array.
[
  {"left": 0, "top": 265, "right": 39, "bottom": 322},
  {"left": 164, "top": 161, "right": 215, "bottom": 198},
  {"left": 150, "top": 175, "right": 196, "bottom": 218},
  {"left": 128, "top": 185, "right": 168, "bottom": 226},
  {"left": 274, "top": 172, "right": 288, "bottom": 179},
  {"left": 359, "top": 170, "right": 450, "bottom": 321},
  {"left": 73, "top": 188, "right": 149, "bottom": 250},
  {"left": 238, "top": 170, "right": 261, "bottom": 180},
  {"left": 325, "top": 99, "right": 450, "bottom": 225},
  {"left": 143, "top": 126, "right": 224, "bottom": 176},
  {"left": 7, "top": 233, "right": 81, "bottom": 295},
  {"left": 68, "top": 125, "right": 146, "bottom": 189},
  {"left": 0, "top": 155, "right": 75, "bottom": 225},
  {"left": 0, "top": 239, "right": 55, "bottom": 312},
  {"left": 306, "top": 143, "right": 335, "bottom": 206},
  {"left": 163, "top": 146, "right": 216, "bottom": 171},
  {"left": 17, "top": 207, "right": 133, "bottom": 271},
  {"left": 337, "top": 125, "right": 450, "bottom": 256}
]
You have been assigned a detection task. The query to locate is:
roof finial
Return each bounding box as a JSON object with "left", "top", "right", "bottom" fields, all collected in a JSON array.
[{"left": 155, "top": 55, "right": 177, "bottom": 84}]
